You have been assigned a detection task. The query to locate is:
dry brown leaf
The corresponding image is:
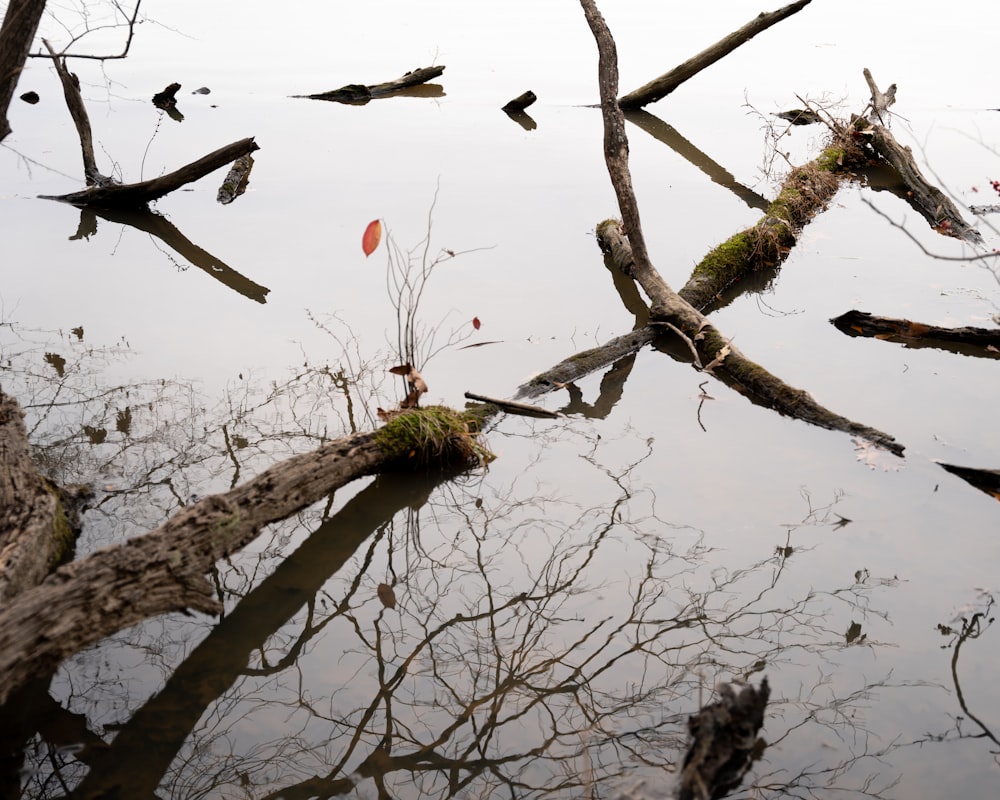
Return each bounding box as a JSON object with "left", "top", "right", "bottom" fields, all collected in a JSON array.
[{"left": 377, "top": 583, "right": 397, "bottom": 609}]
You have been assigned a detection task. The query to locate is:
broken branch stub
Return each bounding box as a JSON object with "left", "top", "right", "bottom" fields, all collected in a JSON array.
[{"left": 298, "top": 65, "right": 445, "bottom": 104}]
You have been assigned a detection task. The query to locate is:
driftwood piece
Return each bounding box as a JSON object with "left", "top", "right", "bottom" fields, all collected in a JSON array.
[
  {"left": 857, "top": 70, "right": 979, "bottom": 243},
  {"left": 865, "top": 123, "right": 980, "bottom": 243},
  {"left": 298, "top": 65, "right": 445, "bottom": 104},
  {"left": 0, "top": 406, "right": 482, "bottom": 705},
  {"left": 40, "top": 38, "right": 258, "bottom": 207},
  {"left": 939, "top": 463, "right": 1000, "bottom": 502},
  {"left": 0, "top": 392, "right": 74, "bottom": 602},
  {"left": 217, "top": 153, "right": 255, "bottom": 205},
  {"left": 0, "top": 0, "right": 46, "bottom": 142},
  {"left": 679, "top": 679, "right": 769, "bottom": 800},
  {"left": 831, "top": 310, "right": 1000, "bottom": 358},
  {"left": 463, "top": 392, "right": 560, "bottom": 418},
  {"left": 862, "top": 68, "right": 896, "bottom": 125},
  {"left": 502, "top": 90, "right": 536, "bottom": 113},
  {"left": 152, "top": 81, "right": 181, "bottom": 110},
  {"left": 41, "top": 137, "right": 260, "bottom": 207},
  {"left": 618, "top": 0, "right": 812, "bottom": 109}
]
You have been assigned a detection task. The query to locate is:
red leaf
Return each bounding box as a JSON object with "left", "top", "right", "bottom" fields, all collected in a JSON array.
[
  {"left": 472, "top": 316, "right": 481, "bottom": 330},
  {"left": 362, "top": 219, "right": 382, "bottom": 257}
]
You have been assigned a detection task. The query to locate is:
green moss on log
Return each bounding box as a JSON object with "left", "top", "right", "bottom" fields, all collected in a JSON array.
[{"left": 374, "top": 405, "right": 493, "bottom": 469}]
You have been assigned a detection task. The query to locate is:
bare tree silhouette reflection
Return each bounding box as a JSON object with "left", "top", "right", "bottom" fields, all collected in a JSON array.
[{"left": 5, "top": 322, "right": 969, "bottom": 800}]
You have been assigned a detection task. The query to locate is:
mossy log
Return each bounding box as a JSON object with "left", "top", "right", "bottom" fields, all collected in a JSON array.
[
  {"left": 0, "top": 405, "right": 486, "bottom": 705},
  {"left": 580, "top": 0, "right": 902, "bottom": 457},
  {"left": 617, "top": 0, "right": 813, "bottom": 109},
  {"left": 0, "top": 392, "right": 77, "bottom": 602}
]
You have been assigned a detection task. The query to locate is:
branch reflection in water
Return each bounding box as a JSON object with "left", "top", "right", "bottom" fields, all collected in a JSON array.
[{"left": 2, "top": 322, "right": 955, "bottom": 799}]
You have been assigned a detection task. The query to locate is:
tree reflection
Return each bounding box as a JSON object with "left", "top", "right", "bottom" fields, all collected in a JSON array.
[{"left": 12, "top": 416, "right": 920, "bottom": 800}]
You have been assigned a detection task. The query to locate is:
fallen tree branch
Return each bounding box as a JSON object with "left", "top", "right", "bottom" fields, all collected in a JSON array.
[
  {"left": 40, "top": 38, "right": 258, "bottom": 207},
  {"left": 40, "top": 138, "right": 260, "bottom": 208},
  {"left": 831, "top": 309, "right": 1000, "bottom": 357},
  {"left": 463, "top": 391, "right": 561, "bottom": 418},
  {"left": 0, "top": 405, "right": 486, "bottom": 705},
  {"left": 0, "top": 0, "right": 47, "bottom": 142},
  {"left": 618, "top": 0, "right": 813, "bottom": 109},
  {"left": 297, "top": 65, "right": 445, "bottom": 104},
  {"left": 857, "top": 69, "right": 979, "bottom": 244}
]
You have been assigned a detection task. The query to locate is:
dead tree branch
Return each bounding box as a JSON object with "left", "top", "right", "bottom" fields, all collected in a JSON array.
[
  {"left": 0, "top": 0, "right": 46, "bottom": 142},
  {"left": 297, "top": 65, "right": 445, "bottom": 104},
  {"left": 39, "top": 38, "right": 258, "bottom": 207},
  {"left": 618, "top": 0, "right": 813, "bottom": 109},
  {"left": 0, "top": 405, "right": 485, "bottom": 705},
  {"left": 831, "top": 310, "right": 1000, "bottom": 358},
  {"left": 578, "top": 0, "right": 902, "bottom": 456}
]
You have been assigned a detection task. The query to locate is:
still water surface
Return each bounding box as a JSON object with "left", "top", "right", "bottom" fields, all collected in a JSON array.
[{"left": 2, "top": 1, "right": 1000, "bottom": 798}]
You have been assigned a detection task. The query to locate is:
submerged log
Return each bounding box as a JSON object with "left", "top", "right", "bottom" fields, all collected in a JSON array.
[
  {"left": 618, "top": 0, "right": 813, "bottom": 109},
  {"left": 579, "top": 0, "right": 902, "bottom": 456},
  {"left": 298, "top": 65, "right": 445, "bottom": 104},
  {"left": 0, "top": 405, "right": 487, "bottom": 705},
  {"left": 857, "top": 69, "right": 979, "bottom": 243},
  {"left": 831, "top": 310, "right": 1000, "bottom": 357}
]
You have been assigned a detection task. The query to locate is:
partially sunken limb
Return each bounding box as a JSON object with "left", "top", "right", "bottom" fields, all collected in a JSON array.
[
  {"left": 617, "top": 0, "right": 813, "bottom": 109},
  {"left": 43, "top": 38, "right": 108, "bottom": 185},
  {"left": 40, "top": 138, "right": 260, "bottom": 207},
  {"left": 0, "top": 0, "right": 47, "bottom": 142},
  {"left": 0, "top": 406, "right": 486, "bottom": 705},
  {"left": 865, "top": 123, "right": 981, "bottom": 243},
  {"left": 596, "top": 140, "right": 851, "bottom": 314},
  {"left": 832, "top": 310, "right": 1000, "bottom": 358},
  {"left": 501, "top": 90, "right": 536, "bottom": 113},
  {"left": 298, "top": 65, "right": 445, "bottom": 104},
  {"left": 217, "top": 152, "right": 255, "bottom": 205},
  {"left": 0, "top": 392, "right": 76, "bottom": 601},
  {"left": 862, "top": 67, "right": 897, "bottom": 126},
  {"left": 579, "top": 0, "right": 902, "bottom": 455},
  {"left": 938, "top": 463, "right": 1000, "bottom": 502},
  {"left": 515, "top": 328, "right": 657, "bottom": 401},
  {"left": 463, "top": 392, "right": 560, "bottom": 419}
]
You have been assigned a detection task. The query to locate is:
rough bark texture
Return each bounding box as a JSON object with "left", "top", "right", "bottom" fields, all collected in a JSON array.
[
  {"left": 41, "top": 137, "right": 260, "bottom": 207},
  {"left": 0, "top": 391, "right": 70, "bottom": 601},
  {"left": 617, "top": 0, "right": 812, "bottom": 109},
  {"left": 39, "top": 38, "right": 258, "bottom": 207},
  {"left": 0, "top": 405, "right": 482, "bottom": 705},
  {"left": 679, "top": 679, "right": 770, "bottom": 800},
  {"left": 867, "top": 124, "right": 980, "bottom": 243},
  {"left": 0, "top": 0, "right": 46, "bottom": 142},
  {"left": 299, "top": 65, "right": 445, "bottom": 103}
]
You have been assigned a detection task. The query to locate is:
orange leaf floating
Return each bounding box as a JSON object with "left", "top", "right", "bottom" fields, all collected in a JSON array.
[
  {"left": 362, "top": 219, "right": 382, "bottom": 257},
  {"left": 377, "top": 583, "right": 397, "bottom": 610},
  {"left": 472, "top": 316, "right": 481, "bottom": 330}
]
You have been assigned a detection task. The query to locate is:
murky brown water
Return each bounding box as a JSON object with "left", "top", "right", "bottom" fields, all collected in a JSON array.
[{"left": 3, "top": 2, "right": 1000, "bottom": 798}]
